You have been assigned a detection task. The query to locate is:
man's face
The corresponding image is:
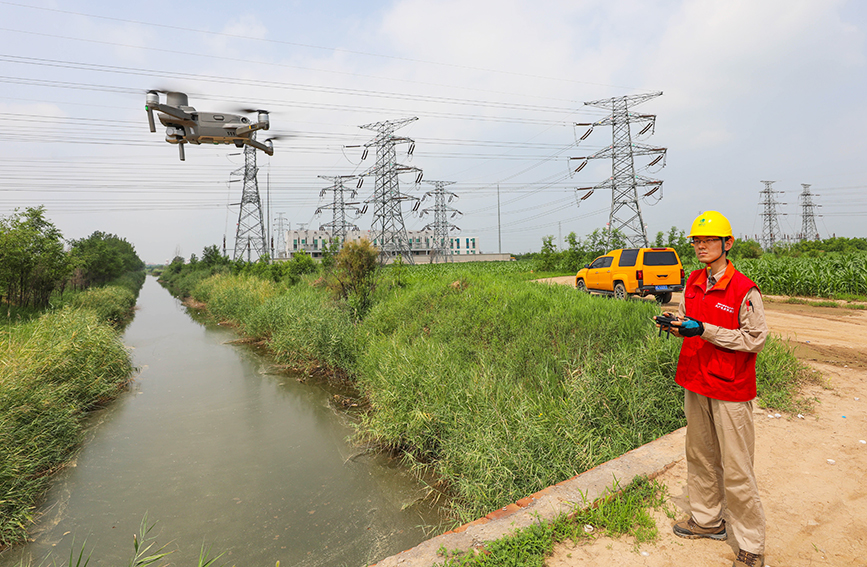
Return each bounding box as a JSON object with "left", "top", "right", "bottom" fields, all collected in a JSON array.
[{"left": 691, "top": 236, "right": 724, "bottom": 263}]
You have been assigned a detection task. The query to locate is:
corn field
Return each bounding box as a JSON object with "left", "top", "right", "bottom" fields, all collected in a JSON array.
[{"left": 734, "top": 253, "right": 867, "bottom": 298}]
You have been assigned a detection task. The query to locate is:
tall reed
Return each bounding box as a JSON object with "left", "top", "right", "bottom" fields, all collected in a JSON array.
[{"left": 0, "top": 307, "right": 133, "bottom": 547}]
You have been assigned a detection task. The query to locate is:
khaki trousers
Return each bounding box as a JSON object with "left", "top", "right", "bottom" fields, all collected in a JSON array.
[{"left": 684, "top": 390, "right": 765, "bottom": 554}]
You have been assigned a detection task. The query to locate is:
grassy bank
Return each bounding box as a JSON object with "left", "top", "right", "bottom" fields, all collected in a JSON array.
[
  {"left": 0, "top": 286, "right": 139, "bottom": 548},
  {"left": 185, "top": 263, "right": 812, "bottom": 523}
]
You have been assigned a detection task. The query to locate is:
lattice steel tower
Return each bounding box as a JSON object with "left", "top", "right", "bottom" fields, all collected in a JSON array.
[
  {"left": 798, "top": 183, "right": 821, "bottom": 241},
  {"left": 316, "top": 175, "right": 361, "bottom": 246},
  {"left": 420, "top": 180, "right": 461, "bottom": 263},
  {"left": 571, "top": 92, "right": 667, "bottom": 248},
  {"left": 359, "top": 117, "right": 423, "bottom": 264},
  {"left": 759, "top": 180, "right": 785, "bottom": 251},
  {"left": 274, "top": 212, "right": 287, "bottom": 259},
  {"left": 232, "top": 142, "right": 267, "bottom": 261}
]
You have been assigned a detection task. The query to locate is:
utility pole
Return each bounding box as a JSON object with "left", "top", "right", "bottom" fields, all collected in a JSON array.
[
  {"left": 570, "top": 92, "right": 667, "bottom": 248},
  {"left": 232, "top": 142, "right": 267, "bottom": 262},
  {"left": 358, "top": 117, "right": 423, "bottom": 265},
  {"left": 497, "top": 183, "right": 502, "bottom": 254},
  {"left": 759, "top": 180, "right": 786, "bottom": 251},
  {"left": 798, "top": 183, "right": 821, "bottom": 241},
  {"left": 316, "top": 175, "right": 361, "bottom": 247},
  {"left": 420, "top": 180, "right": 461, "bottom": 263}
]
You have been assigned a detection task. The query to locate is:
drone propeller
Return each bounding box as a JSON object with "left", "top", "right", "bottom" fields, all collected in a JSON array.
[{"left": 235, "top": 107, "right": 270, "bottom": 115}]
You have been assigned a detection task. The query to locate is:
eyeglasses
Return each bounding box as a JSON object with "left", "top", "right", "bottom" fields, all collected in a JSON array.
[{"left": 691, "top": 237, "right": 720, "bottom": 246}]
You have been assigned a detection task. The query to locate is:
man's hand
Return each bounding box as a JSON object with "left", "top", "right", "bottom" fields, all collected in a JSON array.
[
  {"left": 654, "top": 313, "right": 705, "bottom": 338},
  {"left": 673, "top": 317, "right": 705, "bottom": 338}
]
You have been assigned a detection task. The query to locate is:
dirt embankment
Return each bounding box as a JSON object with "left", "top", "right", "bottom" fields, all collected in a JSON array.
[{"left": 539, "top": 276, "right": 867, "bottom": 566}]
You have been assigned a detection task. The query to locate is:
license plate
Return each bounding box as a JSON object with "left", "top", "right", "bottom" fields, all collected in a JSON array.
[{"left": 655, "top": 285, "right": 670, "bottom": 291}]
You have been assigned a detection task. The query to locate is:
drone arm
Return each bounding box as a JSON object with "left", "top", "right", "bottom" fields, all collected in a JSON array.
[
  {"left": 149, "top": 103, "right": 194, "bottom": 122},
  {"left": 233, "top": 121, "right": 270, "bottom": 137},
  {"left": 245, "top": 138, "right": 274, "bottom": 156}
]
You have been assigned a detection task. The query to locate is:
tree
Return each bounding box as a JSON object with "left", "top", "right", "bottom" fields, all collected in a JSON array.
[
  {"left": 68, "top": 231, "right": 145, "bottom": 288},
  {"left": 0, "top": 207, "right": 70, "bottom": 307},
  {"left": 538, "top": 236, "right": 558, "bottom": 271},
  {"left": 201, "top": 245, "right": 228, "bottom": 268},
  {"left": 330, "top": 239, "right": 378, "bottom": 320}
]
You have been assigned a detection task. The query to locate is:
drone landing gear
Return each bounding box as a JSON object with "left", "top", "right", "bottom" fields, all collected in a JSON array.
[{"left": 178, "top": 142, "right": 185, "bottom": 161}]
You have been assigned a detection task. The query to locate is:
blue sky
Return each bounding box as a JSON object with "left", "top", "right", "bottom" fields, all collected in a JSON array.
[{"left": 1, "top": 0, "right": 865, "bottom": 263}]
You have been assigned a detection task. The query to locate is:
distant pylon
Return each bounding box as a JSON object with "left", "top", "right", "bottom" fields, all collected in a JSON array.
[
  {"left": 358, "top": 117, "right": 423, "bottom": 264},
  {"left": 570, "top": 92, "right": 667, "bottom": 248},
  {"left": 759, "top": 180, "right": 786, "bottom": 251},
  {"left": 419, "top": 180, "right": 461, "bottom": 263},
  {"left": 233, "top": 143, "right": 267, "bottom": 262},
  {"left": 798, "top": 183, "right": 821, "bottom": 241},
  {"left": 316, "top": 175, "right": 361, "bottom": 246},
  {"left": 274, "top": 212, "right": 287, "bottom": 258}
]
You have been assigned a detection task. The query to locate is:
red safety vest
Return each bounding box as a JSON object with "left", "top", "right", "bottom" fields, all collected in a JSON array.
[{"left": 675, "top": 261, "right": 760, "bottom": 402}]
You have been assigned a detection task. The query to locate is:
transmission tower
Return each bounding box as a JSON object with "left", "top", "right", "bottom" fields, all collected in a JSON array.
[
  {"left": 358, "top": 117, "right": 423, "bottom": 264},
  {"left": 274, "top": 212, "right": 287, "bottom": 258},
  {"left": 419, "top": 180, "right": 461, "bottom": 263},
  {"left": 232, "top": 143, "right": 267, "bottom": 262},
  {"left": 759, "top": 180, "right": 786, "bottom": 251},
  {"left": 798, "top": 183, "right": 821, "bottom": 241},
  {"left": 316, "top": 175, "right": 361, "bottom": 246},
  {"left": 570, "top": 92, "right": 667, "bottom": 248}
]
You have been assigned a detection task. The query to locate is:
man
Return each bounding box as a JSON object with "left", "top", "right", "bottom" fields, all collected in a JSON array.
[{"left": 657, "top": 211, "right": 769, "bottom": 567}]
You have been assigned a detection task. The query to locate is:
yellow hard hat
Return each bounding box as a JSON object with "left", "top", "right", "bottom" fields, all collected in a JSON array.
[{"left": 688, "top": 211, "right": 733, "bottom": 238}]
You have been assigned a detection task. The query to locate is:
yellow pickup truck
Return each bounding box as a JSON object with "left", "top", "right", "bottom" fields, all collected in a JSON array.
[{"left": 575, "top": 247, "right": 685, "bottom": 304}]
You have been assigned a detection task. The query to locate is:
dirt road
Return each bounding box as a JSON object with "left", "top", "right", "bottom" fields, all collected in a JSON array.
[{"left": 540, "top": 277, "right": 867, "bottom": 566}]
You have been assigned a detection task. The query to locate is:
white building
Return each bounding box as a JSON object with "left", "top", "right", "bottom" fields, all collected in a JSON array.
[{"left": 284, "top": 228, "right": 479, "bottom": 260}]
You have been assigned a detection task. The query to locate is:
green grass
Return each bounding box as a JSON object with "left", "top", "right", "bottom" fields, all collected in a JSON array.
[
  {"left": 433, "top": 476, "right": 668, "bottom": 567},
  {"left": 0, "top": 307, "right": 135, "bottom": 548}
]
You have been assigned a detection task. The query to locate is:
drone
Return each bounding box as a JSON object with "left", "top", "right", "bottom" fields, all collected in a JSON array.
[{"left": 145, "top": 91, "right": 275, "bottom": 161}]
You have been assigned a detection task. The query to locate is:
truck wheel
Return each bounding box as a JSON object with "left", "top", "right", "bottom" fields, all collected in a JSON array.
[
  {"left": 576, "top": 279, "right": 588, "bottom": 293},
  {"left": 656, "top": 292, "right": 673, "bottom": 305},
  {"left": 614, "top": 282, "right": 627, "bottom": 300}
]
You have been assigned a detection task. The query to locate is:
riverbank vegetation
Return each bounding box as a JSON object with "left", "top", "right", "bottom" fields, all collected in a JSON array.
[
  {"left": 0, "top": 207, "right": 145, "bottom": 549},
  {"left": 161, "top": 242, "right": 813, "bottom": 525}
]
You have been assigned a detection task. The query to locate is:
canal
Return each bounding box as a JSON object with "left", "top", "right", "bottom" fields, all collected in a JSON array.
[{"left": 0, "top": 277, "right": 440, "bottom": 567}]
